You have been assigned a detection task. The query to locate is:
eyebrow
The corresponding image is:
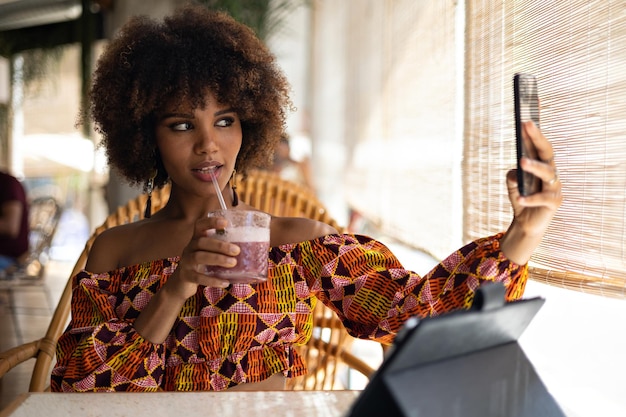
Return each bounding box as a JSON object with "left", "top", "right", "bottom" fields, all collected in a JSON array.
[
  {"left": 158, "top": 107, "right": 237, "bottom": 120},
  {"left": 215, "top": 107, "right": 236, "bottom": 116}
]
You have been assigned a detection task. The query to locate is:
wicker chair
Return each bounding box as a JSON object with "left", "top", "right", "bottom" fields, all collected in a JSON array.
[{"left": 0, "top": 170, "right": 375, "bottom": 393}]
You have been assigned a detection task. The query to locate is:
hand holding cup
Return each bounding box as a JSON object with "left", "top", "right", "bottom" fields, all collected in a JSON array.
[{"left": 205, "top": 210, "right": 271, "bottom": 284}]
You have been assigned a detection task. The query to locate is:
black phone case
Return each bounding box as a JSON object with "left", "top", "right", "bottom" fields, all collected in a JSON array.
[{"left": 514, "top": 73, "right": 542, "bottom": 196}]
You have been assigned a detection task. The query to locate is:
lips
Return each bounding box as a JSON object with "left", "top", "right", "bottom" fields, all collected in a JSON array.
[
  {"left": 193, "top": 165, "right": 218, "bottom": 174},
  {"left": 192, "top": 162, "right": 221, "bottom": 182}
]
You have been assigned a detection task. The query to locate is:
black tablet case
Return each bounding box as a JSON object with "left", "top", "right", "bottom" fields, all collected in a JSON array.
[{"left": 346, "top": 283, "right": 567, "bottom": 417}]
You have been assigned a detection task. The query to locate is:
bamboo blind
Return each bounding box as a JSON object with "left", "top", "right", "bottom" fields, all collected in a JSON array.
[{"left": 464, "top": 0, "right": 626, "bottom": 298}]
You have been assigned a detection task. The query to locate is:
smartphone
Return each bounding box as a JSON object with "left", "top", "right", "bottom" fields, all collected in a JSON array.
[{"left": 513, "top": 73, "right": 541, "bottom": 196}]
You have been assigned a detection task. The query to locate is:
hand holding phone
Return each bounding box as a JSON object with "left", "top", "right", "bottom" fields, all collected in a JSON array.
[{"left": 514, "top": 73, "right": 541, "bottom": 196}]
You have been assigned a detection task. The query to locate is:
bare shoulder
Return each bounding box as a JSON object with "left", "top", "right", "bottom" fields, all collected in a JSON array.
[
  {"left": 270, "top": 216, "right": 339, "bottom": 247},
  {"left": 85, "top": 221, "right": 142, "bottom": 273}
]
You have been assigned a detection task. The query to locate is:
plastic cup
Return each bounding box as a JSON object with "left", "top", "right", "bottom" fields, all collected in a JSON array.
[{"left": 206, "top": 210, "right": 271, "bottom": 284}]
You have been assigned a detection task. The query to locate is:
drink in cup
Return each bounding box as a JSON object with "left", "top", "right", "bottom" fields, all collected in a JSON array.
[{"left": 206, "top": 210, "right": 271, "bottom": 284}]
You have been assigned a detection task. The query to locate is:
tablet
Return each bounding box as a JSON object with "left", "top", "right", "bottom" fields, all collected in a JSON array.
[{"left": 345, "top": 282, "right": 567, "bottom": 417}]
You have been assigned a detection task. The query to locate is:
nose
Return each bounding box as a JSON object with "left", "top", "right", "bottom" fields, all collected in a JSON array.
[{"left": 194, "top": 124, "right": 218, "bottom": 154}]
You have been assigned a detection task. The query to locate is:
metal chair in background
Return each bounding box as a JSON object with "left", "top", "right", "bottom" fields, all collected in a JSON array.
[{"left": 2, "top": 196, "right": 62, "bottom": 282}]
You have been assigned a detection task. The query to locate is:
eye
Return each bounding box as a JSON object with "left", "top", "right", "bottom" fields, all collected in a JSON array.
[
  {"left": 215, "top": 117, "right": 235, "bottom": 128},
  {"left": 170, "top": 121, "right": 193, "bottom": 131}
]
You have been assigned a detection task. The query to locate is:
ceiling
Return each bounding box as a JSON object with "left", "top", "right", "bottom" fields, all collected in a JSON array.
[
  {"left": 0, "top": 0, "right": 106, "bottom": 55},
  {"left": 0, "top": 0, "right": 82, "bottom": 31}
]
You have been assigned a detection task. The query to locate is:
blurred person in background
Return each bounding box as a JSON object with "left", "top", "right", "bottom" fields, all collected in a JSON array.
[
  {"left": 271, "top": 134, "right": 315, "bottom": 191},
  {"left": 0, "top": 170, "right": 29, "bottom": 277}
]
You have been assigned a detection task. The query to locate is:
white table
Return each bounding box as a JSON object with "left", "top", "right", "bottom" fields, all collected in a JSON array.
[{"left": 0, "top": 391, "right": 360, "bottom": 417}]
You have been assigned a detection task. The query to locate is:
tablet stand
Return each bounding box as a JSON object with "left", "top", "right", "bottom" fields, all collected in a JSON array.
[{"left": 346, "top": 283, "right": 566, "bottom": 417}]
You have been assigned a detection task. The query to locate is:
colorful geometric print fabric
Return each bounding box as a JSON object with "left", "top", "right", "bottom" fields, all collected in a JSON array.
[{"left": 51, "top": 233, "right": 526, "bottom": 392}]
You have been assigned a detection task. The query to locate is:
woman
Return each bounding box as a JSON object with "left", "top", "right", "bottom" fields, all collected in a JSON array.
[{"left": 51, "top": 3, "right": 562, "bottom": 392}]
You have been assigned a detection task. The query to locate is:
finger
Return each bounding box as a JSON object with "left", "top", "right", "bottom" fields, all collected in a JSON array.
[
  {"left": 178, "top": 254, "right": 233, "bottom": 288},
  {"left": 519, "top": 155, "right": 559, "bottom": 187},
  {"left": 179, "top": 239, "right": 239, "bottom": 289},
  {"left": 544, "top": 169, "right": 560, "bottom": 187},
  {"left": 169, "top": 261, "right": 230, "bottom": 292},
  {"left": 195, "top": 216, "right": 229, "bottom": 236},
  {"left": 193, "top": 263, "right": 233, "bottom": 288},
  {"left": 194, "top": 245, "right": 239, "bottom": 268},
  {"left": 506, "top": 169, "right": 519, "bottom": 194},
  {"left": 523, "top": 121, "right": 555, "bottom": 163},
  {"left": 190, "top": 233, "right": 240, "bottom": 269},
  {"left": 506, "top": 169, "right": 525, "bottom": 217},
  {"left": 517, "top": 189, "right": 562, "bottom": 211}
]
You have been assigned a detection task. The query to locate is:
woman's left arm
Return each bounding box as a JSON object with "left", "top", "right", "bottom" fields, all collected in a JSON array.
[
  {"left": 302, "top": 234, "right": 527, "bottom": 345},
  {"left": 500, "top": 121, "right": 563, "bottom": 265}
]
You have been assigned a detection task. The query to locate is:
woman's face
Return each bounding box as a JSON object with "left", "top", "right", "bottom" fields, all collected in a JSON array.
[{"left": 155, "top": 93, "right": 242, "bottom": 199}]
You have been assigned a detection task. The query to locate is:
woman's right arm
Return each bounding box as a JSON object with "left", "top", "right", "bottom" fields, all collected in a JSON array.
[
  {"left": 51, "top": 216, "right": 240, "bottom": 391},
  {"left": 86, "top": 216, "right": 240, "bottom": 346},
  {"left": 85, "top": 216, "right": 239, "bottom": 344},
  {"left": 133, "top": 216, "right": 238, "bottom": 343}
]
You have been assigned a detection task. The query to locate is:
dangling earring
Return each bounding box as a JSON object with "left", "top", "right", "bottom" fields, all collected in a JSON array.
[
  {"left": 144, "top": 169, "right": 158, "bottom": 218},
  {"left": 230, "top": 169, "right": 239, "bottom": 206}
]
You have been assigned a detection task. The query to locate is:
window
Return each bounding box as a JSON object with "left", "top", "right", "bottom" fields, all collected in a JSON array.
[{"left": 464, "top": 0, "right": 626, "bottom": 298}]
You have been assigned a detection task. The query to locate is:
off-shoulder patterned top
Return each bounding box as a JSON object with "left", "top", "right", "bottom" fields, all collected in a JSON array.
[{"left": 50, "top": 233, "right": 526, "bottom": 392}]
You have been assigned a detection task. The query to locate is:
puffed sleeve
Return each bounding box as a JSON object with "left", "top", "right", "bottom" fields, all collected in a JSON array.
[
  {"left": 297, "top": 233, "right": 527, "bottom": 344},
  {"left": 50, "top": 266, "right": 169, "bottom": 392}
]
